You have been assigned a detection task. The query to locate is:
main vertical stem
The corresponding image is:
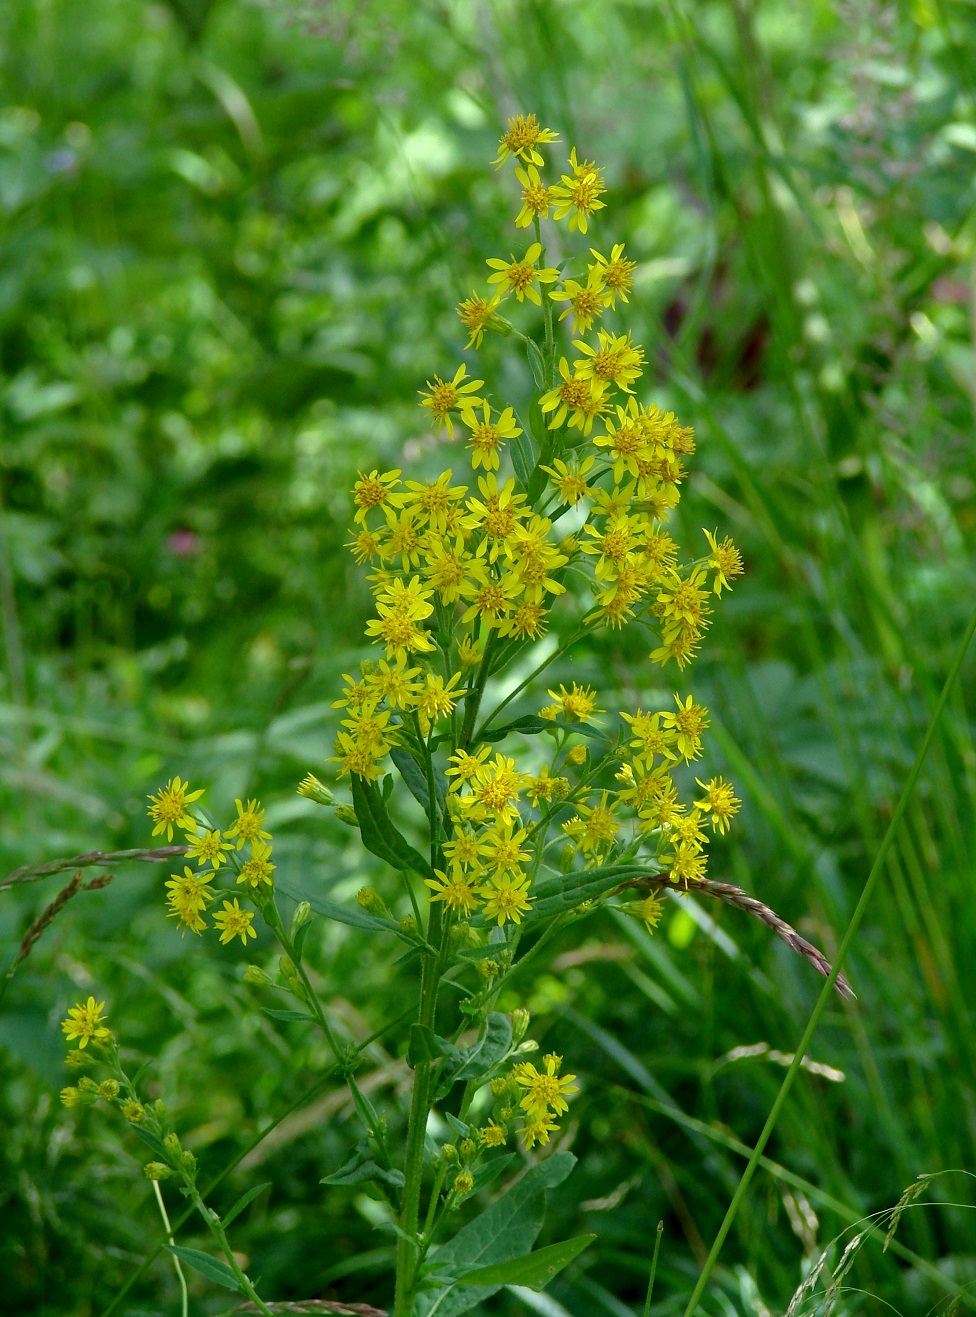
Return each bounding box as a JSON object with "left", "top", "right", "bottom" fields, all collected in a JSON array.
[{"left": 394, "top": 903, "right": 444, "bottom": 1317}]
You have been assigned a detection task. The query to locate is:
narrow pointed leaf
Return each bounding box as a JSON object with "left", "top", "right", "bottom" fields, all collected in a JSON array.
[
  {"left": 166, "top": 1245, "right": 246, "bottom": 1295},
  {"left": 222, "top": 1181, "right": 272, "bottom": 1228}
]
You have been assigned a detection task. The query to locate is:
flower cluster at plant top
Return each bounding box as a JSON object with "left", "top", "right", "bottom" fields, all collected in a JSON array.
[
  {"left": 147, "top": 779, "right": 274, "bottom": 941},
  {"left": 330, "top": 118, "right": 742, "bottom": 932},
  {"left": 333, "top": 114, "right": 744, "bottom": 931}
]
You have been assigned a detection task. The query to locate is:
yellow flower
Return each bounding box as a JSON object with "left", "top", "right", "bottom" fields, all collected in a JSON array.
[
  {"left": 442, "top": 828, "right": 490, "bottom": 875},
  {"left": 238, "top": 840, "right": 276, "bottom": 889},
  {"left": 541, "top": 454, "right": 596, "bottom": 505},
  {"left": 226, "top": 798, "right": 272, "bottom": 849},
  {"left": 695, "top": 775, "right": 741, "bottom": 834},
  {"left": 463, "top": 402, "right": 523, "bottom": 472},
  {"left": 417, "top": 672, "right": 466, "bottom": 736},
  {"left": 514, "top": 163, "right": 553, "bottom": 226},
  {"left": 481, "top": 820, "right": 532, "bottom": 876},
  {"left": 184, "top": 828, "right": 233, "bottom": 869},
  {"left": 653, "top": 566, "right": 712, "bottom": 631},
  {"left": 545, "top": 682, "right": 603, "bottom": 724},
  {"left": 418, "top": 364, "right": 485, "bottom": 438},
  {"left": 539, "top": 357, "right": 609, "bottom": 434},
  {"left": 446, "top": 745, "right": 492, "bottom": 790},
  {"left": 61, "top": 997, "right": 111, "bottom": 1049},
  {"left": 562, "top": 791, "right": 619, "bottom": 859},
  {"left": 165, "top": 866, "right": 214, "bottom": 935},
  {"left": 478, "top": 871, "right": 533, "bottom": 926},
  {"left": 549, "top": 269, "right": 612, "bottom": 335},
  {"left": 365, "top": 656, "right": 424, "bottom": 710},
  {"left": 213, "top": 898, "right": 257, "bottom": 946},
  {"left": 639, "top": 893, "right": 665, "bottom": 932},
  {"left": 465, "top": 473, "right": 529, "bottom": 560},
  {"left": 703, "top": 529, "right": 745, "bottom": 596},
  {"left": 565, "top": 744, "right": 587, "bottom": 767},
  {"left": 458, "top": 561, "right": 522, "bottom": 630},
  {"left": 620, "top": 709, "right": 678, "bottom": 765},
  {"left": 480, "top": 1120, "right": 508, "bottom": 1147},
  {"left": 668, "top": 841, "right": 707, "bottom": 884},
  {"left": 352, "top": 469, "right": 401, "bottom": 525},
  {"left": 457, "top": 290, "right": 504, "bottom": 348},
  {"left": 660, "top": 694, "right": 709, "bottom": 763},
  {"left": 147, "top": 776, "right": 204, "bottom": 841},
  {"left": 588, "top": 243, "right": 637, "bottom": 306},
  {"left": 573, "top": 329, "right": 645, "bottom": 394},
  {"left": 425, "top": 869, "right": 480, "bottom": 916},
  {"left": 519, "top": 1114, "right": 560, "bottom": 1150},
  {"left": 525, "top": 764, "right": 566, "bottom": 807},
  {"left": 550, "top": 148, "right": 607, "bottom": 234},
  {"left": 494, "top": 113, "right": 559, "bottom": 168},
  {"left": 515, "top": 1052, "right": 578, "bottom": 1117},
  {"left": 486, "top": 242, "right": 560, "bottom": 305}
]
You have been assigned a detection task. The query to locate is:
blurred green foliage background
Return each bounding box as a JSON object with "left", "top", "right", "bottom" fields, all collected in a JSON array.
[{"left": 2, "top": 0, "right": 975, "bottom": 1313}]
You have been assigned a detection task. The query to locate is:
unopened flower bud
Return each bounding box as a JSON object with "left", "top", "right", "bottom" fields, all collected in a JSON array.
[
  {"left": 144, "top": 1162, "right": 173, "bottom": 1181},
  {"left": 499, "top": 1106, "right": 514, "bottom": 1121},
  {"left": 65, "top": 1049, "right": 93, "bottom": 1069},
  {"left": 459, "top": 1138, "right": 476, "bottom": 1161},
  {"left": 448, "top": 922, "right": 470, "bottom": 949},
  {"left": 399, "top": 914, "right": 418, "bottom": 938},
  {"left": 181, "top": 1150, "right": 197, "bottom": 1177},
  {"left": 566, "top": 744, "right": 587, "bottom": 766},
  {"left": 60, "top": 1086, "right": 81, "bottom": 1108},
  {"left": 121, "top": 1099, "right": 145, "bottom": 1123},
  {"left": 163, "top": 1133, "right": 182, "bottom": 1160},
  {"left": 453, "top": 1169, "right": 474, "bottom": 1196},
  {"left": 297, "top": 773, "right": 336, "bottom": 806},
  {"left": 477, "top": 958, "right": 498, "bottom": 980},
  {"left": 291, "top": 901, "right": 312, "bottom": 934},
  {"left": 510, "top": 1008, "right": 530, "bottom": 1043},
  {"left": 244, "top": 964, "right": 273, "bottom": 986},
  {"left": 490, "top": 1076, "right": 511, "bottom": 1099},
  {"left": 490, "top": 315, "right": 516, "bottom": 339},
  {"left": 514, "top": 1039, "right": 539, "bottom": 1055},
  {"left": 334, "top": 804, "right": 359, "bottom": 827},
  {"left": 440, "top": 1143, "right": 458, "bottom": 1163},
  {"left": 98, "top": 1080, "right": 120, "bottom": 1100},
  {"left": 356, "top": 887, "right": 388, "bottom": 917},
  {"left": 550, "top": 777, "right": 570, "bottom": 801},
  {"left": 78, "top": 1076, "right": 100, "bottom": 1094}
]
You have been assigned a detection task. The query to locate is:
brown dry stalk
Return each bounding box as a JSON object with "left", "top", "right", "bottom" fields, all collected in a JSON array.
[
  {"left": 13, "top": 871, "right": 113, "bottom": 967},
  {"left": 617, "top": 873, "right": 856, "bottom": 1001},
  {"left": 0, "top": 845, "right": 186, "bottom": 892}
]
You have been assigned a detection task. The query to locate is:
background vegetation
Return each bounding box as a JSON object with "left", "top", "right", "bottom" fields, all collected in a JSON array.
[{"left": 1, "top": 0, "right": 975, "bottom": 1312}]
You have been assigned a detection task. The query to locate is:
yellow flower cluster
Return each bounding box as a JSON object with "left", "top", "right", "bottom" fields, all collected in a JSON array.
[
  {"left": 333, "top": 114, "right": 745, "bottom": 926},
  {"left": 148, "top": 779, "right": 268, "bottom": 943},
  {"left": 471, "top": 1050, "right": 578, "bottom": 1152}
]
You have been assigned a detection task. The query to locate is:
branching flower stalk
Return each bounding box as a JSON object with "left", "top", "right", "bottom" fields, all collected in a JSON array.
[{"left": 51, "top": 113, "right": 849, "bottom": 1316}]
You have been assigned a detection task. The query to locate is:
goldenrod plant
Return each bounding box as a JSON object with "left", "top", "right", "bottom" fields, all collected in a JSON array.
[{"left": 54, "top": 114, "right": 853, "bottom": 1316}]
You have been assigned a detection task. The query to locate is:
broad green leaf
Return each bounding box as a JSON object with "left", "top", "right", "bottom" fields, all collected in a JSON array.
[
  {"left": 457, "top": 1234, "right": 596, "bottom": 1290},
  {"left": 261, "top": 1008, "right": 314, "bottom": 1023},
  {"left": 166, "top": 1245, "right": 245, "bottom": 1295},
  {"left": 454, "top": 1012, "right": 512, "bottom": 1081},
  {"left": 222, "top": 1181, "right": 272, "bottom": 1228},
  {"left": 351, "top": 775, "right": 433, "bottom": 877},
  {"left": 444, "top": 1112, "right": 473, "bottom": 1140},
  {"left": 415, "top": 1152, "right": 576, "bottom": 1316}
]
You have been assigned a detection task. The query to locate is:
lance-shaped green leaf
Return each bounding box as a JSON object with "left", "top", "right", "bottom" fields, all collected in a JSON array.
[
  {"left": 479, "top": 714, "right": 609, "bottom": 745},
  {"left": 415, "top": 1152, "right": 576, "bottom": 1316},
  {"left": 457, "top": 1234, "right": 596, "bottom": 1290},
  {"left": 277, "top": 879, "right": 428, "bottom": 950},
  {"left": 166, "top": 1245, "right": 246, "bottom": 1295},
  {"left": 261, "top": 1008, "right": 315, "bottom": 1023},
  {"left": 390, "top": 747, "right": 446, "bottom": 816},
  {"left": 408, "top": 1023, "right": 460, "bottom": 1070},
  {"left": 321, "top": 1140, "right": 405, "bottom": 1190},
  {"left": 129, "top": 1123, "right": 171, "bottom": 1162},
  {"left": 222, "top": 1181, "right": 272, "bottom": 1228},
  {"left": 351, "top": 775, "right": 433, "bottom": 878}
]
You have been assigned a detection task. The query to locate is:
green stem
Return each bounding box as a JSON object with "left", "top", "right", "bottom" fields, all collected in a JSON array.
[
  {"left": 535, "top": 216, "right": 556, "bottom": 387},
  {"left": 458, "top": 632, "right": 497, "bottom": 750},
  {"left": 152, "top": 1180, "right": 188, "bottom": 1317},
  {"left": 681, "top": 598, "right": 976, "bottom": 1317},
  {"left": 475, "top": 628, "right": 586, "bottom": 741},
  {"left": 395, "top": 904, "right": 446, "bottom": 1317},
  {"left": 191, "top": 1186, "right": 273, "bottom": 1317}
]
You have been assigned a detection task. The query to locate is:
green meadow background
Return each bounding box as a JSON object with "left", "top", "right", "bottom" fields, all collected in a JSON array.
[{"left": 1, "top": 0, "right": 975, "bottom": 1313}]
